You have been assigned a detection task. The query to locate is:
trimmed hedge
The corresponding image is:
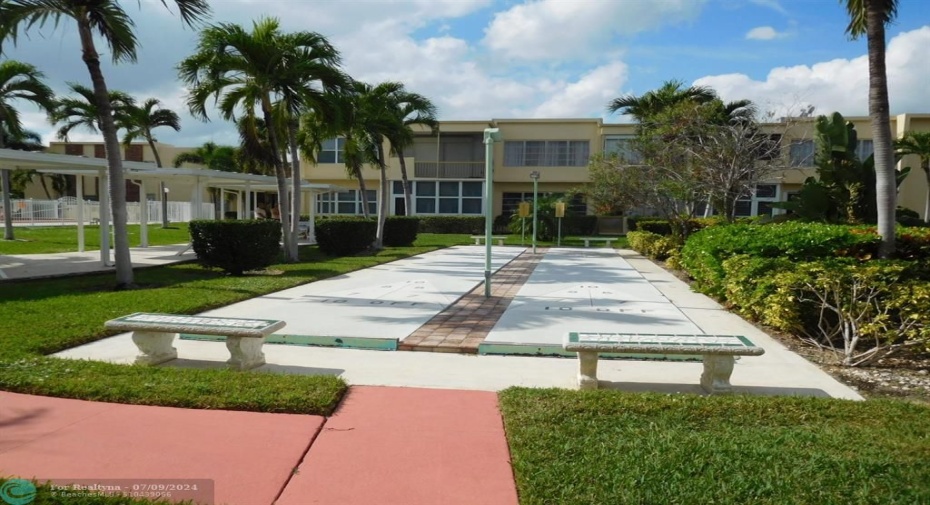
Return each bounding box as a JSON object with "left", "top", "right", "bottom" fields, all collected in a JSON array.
[
  {"left": 316, "top": 217, "right": 376, "bottom": 256},
  {"left": 189, "top": 219, "right": 281, "bottom": 275},
  {"left": 418, "top": 216, "right": 485, "bottom": 234},
  {"left": 680, "top": 222, "right": 882, "bottom": 298},
  {"left": 627, "top": 231, "right": 678, "bottom": 261},
  {"left": 627, "top": 217, "right": 726, "bottom": 236},
  {"left": 383, "top": 216, "right": 420, "bottom": 247},
  {"left": 563, "top": 215, "right": 598, "bottom": 236}
]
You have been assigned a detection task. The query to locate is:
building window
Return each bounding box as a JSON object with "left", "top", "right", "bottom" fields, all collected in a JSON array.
[
  {"left": 406, "top": 181, "right": 483, "bottom": 215},
  {"left": 756, "top": 134, "right": 781, "bottom": 161},
  {"left": 856, "top": 139, "right": 874, "bottom": 161},
  {"left": 316, "top": 189, "right": 376, "bottom": 215},
  {"left": 503, "top": 140, "right": 590, "bottom": 167},
  {"left": 789, "top": 140, "right": 814, "bottom": 167},
  {"left": 318, "top": 137, "right": 347, "bottom": 164},
  {"left": 603, "top": 135, "right": 642, "bottom": 164}
]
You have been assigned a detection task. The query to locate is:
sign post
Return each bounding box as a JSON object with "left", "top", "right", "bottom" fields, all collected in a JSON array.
[{"left": 555, "top": 201, "right": 565, "bottom": 247}]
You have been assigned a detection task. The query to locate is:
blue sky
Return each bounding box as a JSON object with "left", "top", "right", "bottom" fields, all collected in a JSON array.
[{"left": 3, "top": 0, "right": 929, "bottom": 147}]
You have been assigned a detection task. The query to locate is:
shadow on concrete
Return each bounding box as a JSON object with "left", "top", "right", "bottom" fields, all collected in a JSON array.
[{"left": 165, "top": 358, "right": 345, "bottom": 377}]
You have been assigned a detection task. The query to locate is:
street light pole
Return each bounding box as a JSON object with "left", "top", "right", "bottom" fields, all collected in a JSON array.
[
  {"left": 483, "top": 128, "right": 502, "bottom": 298},
  {"left": 530, "top": 171, "right": 539, "bottom": 254}
]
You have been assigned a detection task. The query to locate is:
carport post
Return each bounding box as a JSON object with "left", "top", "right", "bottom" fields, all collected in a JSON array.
[
  {"left": 139, "top": 180, "right": 148, "bottom": 247},
  {"left": 77, "top": 178, "right": 85, "bottom": 252},
  {"left": 483, "top": 128, "right": 502, "bottom": 298},
  {"left": 245, "top": 183, "right": 252, "bottom": 219},
  {"left": 100, "top": 169, "right": 111, "bottom": 266}
]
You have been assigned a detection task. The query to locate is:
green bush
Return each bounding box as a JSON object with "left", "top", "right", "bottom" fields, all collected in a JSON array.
[
  {"left": 316, "top": 217, "right": 376, "bottom": 256},
  {"left": 763, "top": 260, "right": 929, "bottom": 365},
  {"left": 627, "top": 231, "right": 679, "bottom": 261},
  {"left": 896, "top": 227, "right": 930, "bottom": 260},
  {"left": 417, "top": 216, "right": 485, "bottom": 234},
  {"left": 189, "top": 219, "right": 281, "bottom": 275},
  {"left": 628, "top": 217, "right": 724, "bottom": 236},
  {"left": 632, "top": 219, "right": 672, "bottom": 235},
  {"left": 680, "top": 222, "right": 881, "bottom": 298},
  {"left": 493, "top": 214, "right": 511, "bottom": 234},
  {"left": 383, "top": 216, "right": 420, "bottom": 247},
  {"left": 721, "top": 254, "right": 797, "bottom": 322}
]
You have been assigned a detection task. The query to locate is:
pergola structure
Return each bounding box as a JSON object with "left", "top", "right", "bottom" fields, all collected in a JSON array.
[{"left": 0, "top": 148, "right": 343, "bottom": 266}]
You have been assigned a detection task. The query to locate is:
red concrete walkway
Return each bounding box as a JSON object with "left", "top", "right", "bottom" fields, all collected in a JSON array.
[
  {"left": 277, "top": 386, "right": 518, "bottom": 505},
  {"left": 0, "top": 388, "right": 519, "bottom": 505},
  {"left": 0, "top": 391, "right": 323, "bottom": 504}
]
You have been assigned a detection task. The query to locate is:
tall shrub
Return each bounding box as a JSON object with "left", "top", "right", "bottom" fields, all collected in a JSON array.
[{"left": 189, "top": 220, "right": 282, "bottom": 275}]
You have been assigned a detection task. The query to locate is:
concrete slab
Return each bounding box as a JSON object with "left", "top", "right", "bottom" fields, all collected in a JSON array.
[
  {"left": 276, "top": 386, "right": 518, "bottom": 505},
  {"left": 0, "top": 243, "right": 197, "bottom": 281},
  {"left": 0, "top": 391, "right": 323, "bottom": 505},
  {"left": 483, "top": 248, "right": 701, "bottom": 346},
  {"left": 54, "top": 337, "right": 862, "bottom": 399},
  {"left": 191, "top": 246, "right": 523, "bottom": 342}
]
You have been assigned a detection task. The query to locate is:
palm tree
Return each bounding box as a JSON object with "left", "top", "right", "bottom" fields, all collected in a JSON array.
[
  {"left": 845, "top": 0, "right": 898, "bottom": 258},
  {"left": 120, "top": 97, "right": 180, "bottom": 227},
  {"left": 383, "top": 86, "right": 438, "bottom": 217},
  {"left": 51, "top": 83, "right": 135, "bottom": 141},
  {"left": 896, "top": 131, "right": 930, "bottom": 222},
  {"left": 0, "top": 60, "right": 54, "bottom": 240},
  {"left": 1, "top": 128, "right": 51, "bottom": 200},
  {"left": 121, "top": 98, "right": 180, "bottom": 168},
  {"left": 173, "top": 142, "right": 239, "bottom": 172},
  {"left": 179, "top": 17, "right": 347, "bottom": 262},
  {"left": 0, "top": 0, "right": 210, "bottom": 288},
  {"left": 607, "top": 79, "right": 717, "bottom": 124}
]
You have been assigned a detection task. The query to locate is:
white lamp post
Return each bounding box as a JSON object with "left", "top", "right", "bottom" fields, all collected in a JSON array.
[
  {"left": 530, "top": 171, "right": 540, "bottom": 254},
  {"left": 483, "top": 128, "right": 502, "bottom": 298}
]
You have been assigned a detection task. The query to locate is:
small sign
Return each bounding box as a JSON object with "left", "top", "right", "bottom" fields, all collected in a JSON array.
[
  {"left": 554, "top": 202, "right": 566, "bottom": 218},
  {"left": 518, "top": 201, "right": 531, "bottom": 218}
]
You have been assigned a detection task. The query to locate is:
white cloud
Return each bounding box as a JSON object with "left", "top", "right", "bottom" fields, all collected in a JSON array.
[
  {"left": 483, "top": 0, "right": 705, "bottom": 61},
  {"left": 531, "top": 61, "right": 628, "bottom": 118},
  {"left": 745, "top": 26, "right": 785, "bottom": 40},
  {"left": 695, "top": 26, "right": 930, "bottom": 118}
]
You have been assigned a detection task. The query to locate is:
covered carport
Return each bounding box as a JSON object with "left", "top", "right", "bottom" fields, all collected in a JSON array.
[{"left": 0, "top": 148, "right": 341, "bottom": 266}]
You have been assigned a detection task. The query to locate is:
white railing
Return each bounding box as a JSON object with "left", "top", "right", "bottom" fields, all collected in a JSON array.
[{"left": 0, "top": 198, "right": 216, "bottom": 225}]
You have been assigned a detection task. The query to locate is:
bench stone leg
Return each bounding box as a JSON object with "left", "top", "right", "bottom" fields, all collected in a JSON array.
[
  {"left": 700, "top": 355, "right": 735, "bottom": 394},
  {"left": 577, "top": 351, "right": 599, "bottom": 390},
  {"left": 474, "top": 238, "right": 481, "bottom": 245},
  {"left": 583, "top": 240, "right": 590, "bottom": 247},
  {"left": 497, "top": 239, "right": 504, "bottom": 246},
  {"left": 226, "top": 336, "right": 266, "bottom": 370},
  {"left": 132, "top": 331, "right": 178, "bottom": 365}
]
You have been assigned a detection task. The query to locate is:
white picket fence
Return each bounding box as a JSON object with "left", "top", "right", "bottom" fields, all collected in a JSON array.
[{"left": 0, "top": 198, "right": 215, "bottom": 226}]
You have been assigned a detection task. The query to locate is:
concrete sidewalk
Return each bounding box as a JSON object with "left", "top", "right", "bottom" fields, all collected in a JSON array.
[
  {"left": 0, "top": 387, "right": 519, "bottom": 505},
  {"left": 0, "top": 243, "right": 196, "bottom": 281}
]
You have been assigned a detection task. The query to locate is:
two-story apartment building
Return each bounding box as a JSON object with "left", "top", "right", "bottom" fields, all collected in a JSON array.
[{"left": 21, "top": 113, "right": 930, "bottom": 222}]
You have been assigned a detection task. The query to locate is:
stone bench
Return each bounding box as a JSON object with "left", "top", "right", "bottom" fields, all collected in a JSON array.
[
  {"left": 563, "top": 332, "right": 765, "bottom": 394},
  {"left": 581, "top": 237, "right": 615, "bottom": 248},
  {"left": 105, "top": 312, "right": 286, "bottom": 370},
  {"left": 471, "top": 235, "right": 507, "bottom": 246}
]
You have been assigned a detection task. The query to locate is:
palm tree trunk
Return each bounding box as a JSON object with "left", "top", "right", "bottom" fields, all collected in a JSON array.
[
  {"left": 287, "top": 117, "right": 301, "bottom": 259},
  {"left": 39, "top": 176, "right": 51, "bottom": 199},
  {"left": 865, "top": 2, "right": 896, "bottom": 258},
  {"left": 924, "top": 164, "right": 930, "bottom": 223},
  {"left": 79, "top": 20, "right": 133, "bottom": 287},
  {"left": 1, "top": 133, "right": 14, "bottom": 240},
  {"left": 354, "top": 162, "right": 370, "bottom": 219},
  {"left": 145, "top": 136, "right": 170, "bottom": 227},
  {"left": 374, "top": 143, "right": 389, "bottom": 249},
  {"left": 260, "top": 95, "right": 294, "bottom": 261},
  {"left": 397, "top": 147, "right": 412, "bottom": 216}
]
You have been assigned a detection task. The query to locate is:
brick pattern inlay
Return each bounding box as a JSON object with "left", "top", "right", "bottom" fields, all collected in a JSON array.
[{"left": 399, "top": 248, "right": 547, "bottom": 354}]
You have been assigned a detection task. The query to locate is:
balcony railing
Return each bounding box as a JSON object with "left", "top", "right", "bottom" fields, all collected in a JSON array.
[{"left": 414, "top": 161, "right": 485, "bottom": 179}]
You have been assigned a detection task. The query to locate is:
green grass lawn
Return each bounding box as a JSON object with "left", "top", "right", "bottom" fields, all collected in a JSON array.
[
  {"left": 0, "top": 224, "right": 192, "bottom": 254},
  {"left": 500, "top": 388, "right": 930, "bottom": 505},
  {"left": 0, "top": 234, "right": 471, "bottom": 415}
]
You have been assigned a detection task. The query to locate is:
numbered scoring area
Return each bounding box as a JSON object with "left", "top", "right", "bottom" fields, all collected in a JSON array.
[
  {"left": 484, "top": 249, "right": 702, "bottom": 347},
  {"left": 193, "top": 246, "right": 524, "bottom": 341}
]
